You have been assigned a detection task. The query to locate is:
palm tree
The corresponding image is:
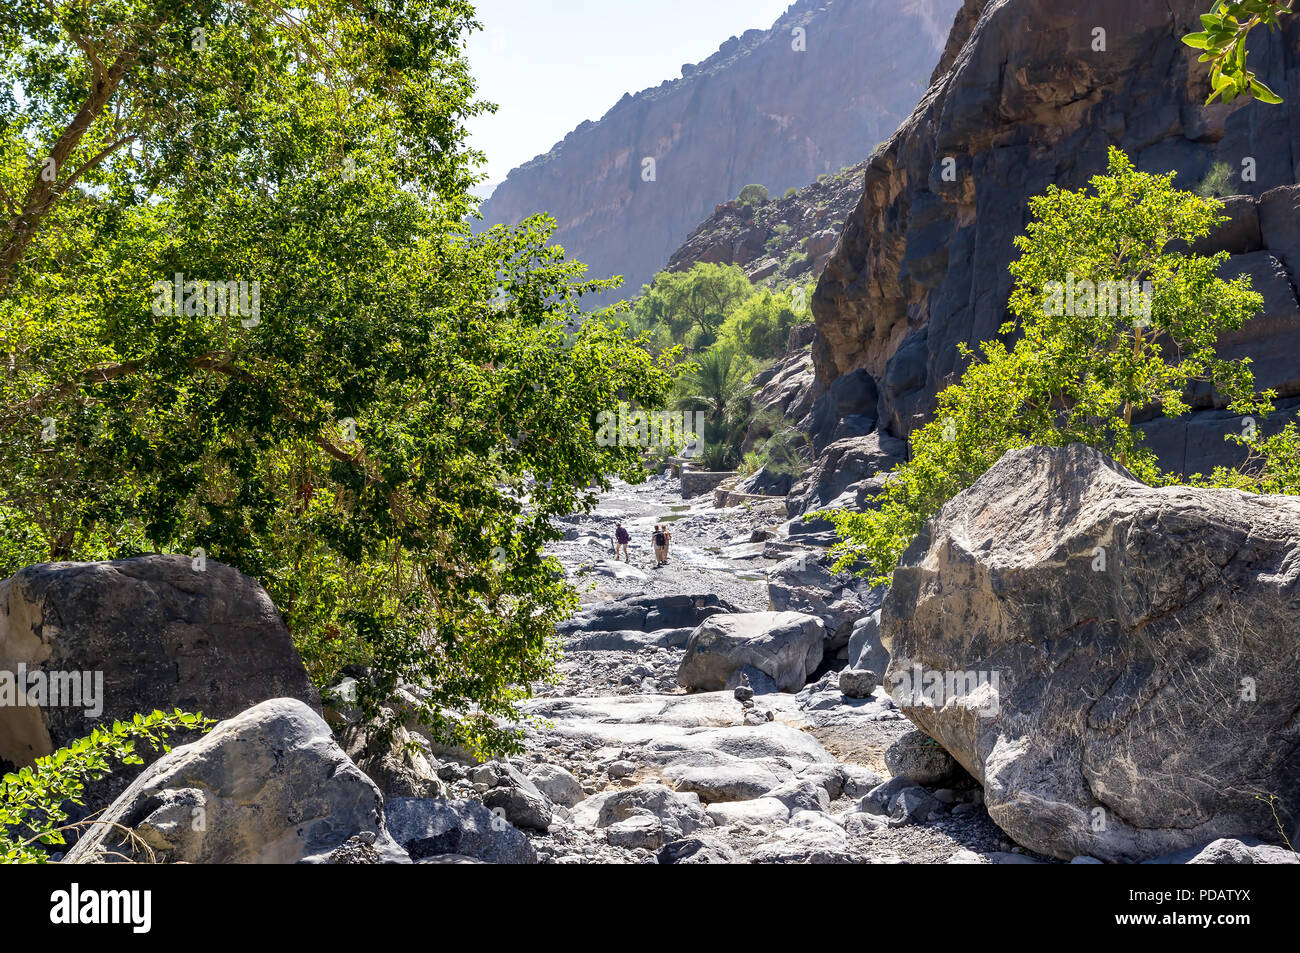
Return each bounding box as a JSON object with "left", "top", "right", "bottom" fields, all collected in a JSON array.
[{"left": 672, "top": 347, "right": 755, "bottom": 469}]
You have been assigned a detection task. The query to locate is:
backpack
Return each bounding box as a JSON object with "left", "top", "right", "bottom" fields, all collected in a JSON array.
[
  {"left": 653, "top": 531, "right": 665, "bottom": 547},
  {"left": 615, "top": 526, "right": 629, "bottom": 544}
]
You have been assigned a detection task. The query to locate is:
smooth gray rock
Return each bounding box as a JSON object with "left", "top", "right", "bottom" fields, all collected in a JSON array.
[
  {"left": 884, "top": 444, "right": 1300, "bottom": 862},
  {"left": 678, "top": 611, "right": 824, "bottom": 693},
  {"left": 658, "top": 833, "right": 741, "bottom": 864},
  {"left": 767, "top": 778, "right": 831, "bottom": 814},
  {"left": 557, "top": 593, "right": 742, "bottom": 638},
  {"left": 65, "top": 699, "right": 406, "bottom": 864},
  {"left": 386, "top": 797, "right": 537, "bottom": 864},
  {"left": 665, "top": 763, "right": 781, "bottom": 802},
  {"left": 604, "top": 814, "right": 665, "bottom": 850},
  {"left": 884, "top": 729, "right": 965, "bottom": 787},
  {"left": 527, "top": 764, "right": 584, "bottom": 808},
  {"left": 574, "top": 782, "right": 712, "bottom": 842},
  {"left": 482, "top": 779, "right": 552, "bottom": 833},
  {"left": 1142, "top": 837, "right": 1299, "bottom": 865},
  {"left": 706, "top": 797, "right": 790, "bottom": 827},
  {"left": 848, "top": 608, "right": 891, "bottom": 677}
]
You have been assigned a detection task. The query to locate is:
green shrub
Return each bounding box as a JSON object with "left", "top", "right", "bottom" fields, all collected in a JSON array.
[
  {"left": 1196, "top": 160, "right": 1236, "bottom": 198},
  {"left": 828, "top": 148, "right": 1277, "bottom": 583},
  {"left": 1, "top": 710, "right": 214, "bottom": 863}
]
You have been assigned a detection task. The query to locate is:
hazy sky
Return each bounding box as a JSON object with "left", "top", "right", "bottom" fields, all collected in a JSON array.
[{"left": 464, "top": 0, "right": 795, "bottom": 196}]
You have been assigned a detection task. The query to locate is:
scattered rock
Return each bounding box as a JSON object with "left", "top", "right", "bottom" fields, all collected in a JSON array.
[
  {"left": 839, "top": 668, "right": 878, "bottom": 699},
  {"left": 528, "top": 764, "right": 584, "bottom": 808},
  {"left": 658, "top": 834, "right": 741, "bottom": 864}
]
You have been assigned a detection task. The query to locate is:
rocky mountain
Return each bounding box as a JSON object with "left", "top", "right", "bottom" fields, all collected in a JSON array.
[
  {"left": 477, "top": 0, "right": 963, "bottom": 299},
  {"left": 666, "top": 160, "right": 867, "bottom": 288},
  {"left": 811, "top": 0, "right": 1300, "bottom": 478}
]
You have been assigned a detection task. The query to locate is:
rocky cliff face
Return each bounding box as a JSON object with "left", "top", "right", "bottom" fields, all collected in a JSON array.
[
  {"left": 478, "top": 0, "right": 963, "bottom": 298},
  {"left": 666, "top": 160, "right": 867, "bottom": 288},
  {"left": 812, "top": 0, "right": 1300, "bottom": 477}
]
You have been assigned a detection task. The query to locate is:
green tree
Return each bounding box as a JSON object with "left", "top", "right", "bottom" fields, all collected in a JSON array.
[
  {"left": 828, "top": 148, "right": 1275, "bottom": 582},
  {"left": 0, "top": 1, "right": 677, "bottom": 755},
  {"left": 632, "top": 263, "right": 752, "bottom": 350},
  {"left": 672, "top": 346, "right": 754, "bottom": 469},
  {"left": 738, "top": 183, "right": 769, "bottom": 205},
  {"left": 1183, "top": 1, "right": 1293, "bottom": 104},
  {"left": 717, "top": 287, "right": 801, "bottom": 359}
]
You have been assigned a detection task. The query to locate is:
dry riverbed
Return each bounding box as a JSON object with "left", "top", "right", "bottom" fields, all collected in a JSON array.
[{"left": 434, "top": 474, "right": 1058, "bottom": 864}]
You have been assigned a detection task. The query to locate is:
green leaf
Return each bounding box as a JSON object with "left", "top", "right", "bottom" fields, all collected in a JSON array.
[{"left": 1250, "top": 77, "right": 1284, "bottom": 103}]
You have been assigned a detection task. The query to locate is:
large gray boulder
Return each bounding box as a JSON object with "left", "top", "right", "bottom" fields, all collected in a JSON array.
[
  {"left": 65, "top": 698, "right": 407, "bottom": 864},
  {"left": 527, "top": 764, "right": 584, "bottom": 808},
  {"left": 677, "top": 611, "right": 825, "bottom": 693},
  {"left": 884, "top": 444, "right": 1300, "bottom": 862},
  {"left": 1144, "top": 837, "right": 1299, "bottom": 865},
  {"left": 0, "top": 555, "right": 320, "bottom": 776},
  {"left": 482, "top": 763, "right": 553, "bottom": 832},
  {"left": 572, "top": 782, "right": 713, "bottom": 847}
]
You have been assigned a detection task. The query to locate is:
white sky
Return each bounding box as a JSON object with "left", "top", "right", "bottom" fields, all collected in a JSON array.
[{"left": 464, "top": 0, "right": 795, "bottom": 196}]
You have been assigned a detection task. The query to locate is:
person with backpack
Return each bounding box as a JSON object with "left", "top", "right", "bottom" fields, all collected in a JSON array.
[
  {"left": 652, "top": 524, "right": 671, "bottom": 567},
  {"left": 614, "top": 523, "right": 630, "bottom": 562}
]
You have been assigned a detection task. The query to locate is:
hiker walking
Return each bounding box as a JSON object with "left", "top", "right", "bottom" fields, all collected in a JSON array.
[
  {"left": 614, "top": 522, "right": 630, "bottom": 562},
  {"left": 652, "top": 524, "right": 669, "bottom": 567}
]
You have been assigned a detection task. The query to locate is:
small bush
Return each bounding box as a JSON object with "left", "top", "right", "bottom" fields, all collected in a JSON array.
[
  {"left": 1, "top": 710, "right": 215, "bottom": 863},
  {"left": 1196, "top": 160, "right": 1236, "bottom": 198}
]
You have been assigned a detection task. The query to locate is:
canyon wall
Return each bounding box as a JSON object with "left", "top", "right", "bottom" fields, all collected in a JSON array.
[
  {"left": 812, "top": 0, "right": 1300, "bottom": 476},
  {"left": 477, "top": 0, "right": 963, "bottom": 298}
]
